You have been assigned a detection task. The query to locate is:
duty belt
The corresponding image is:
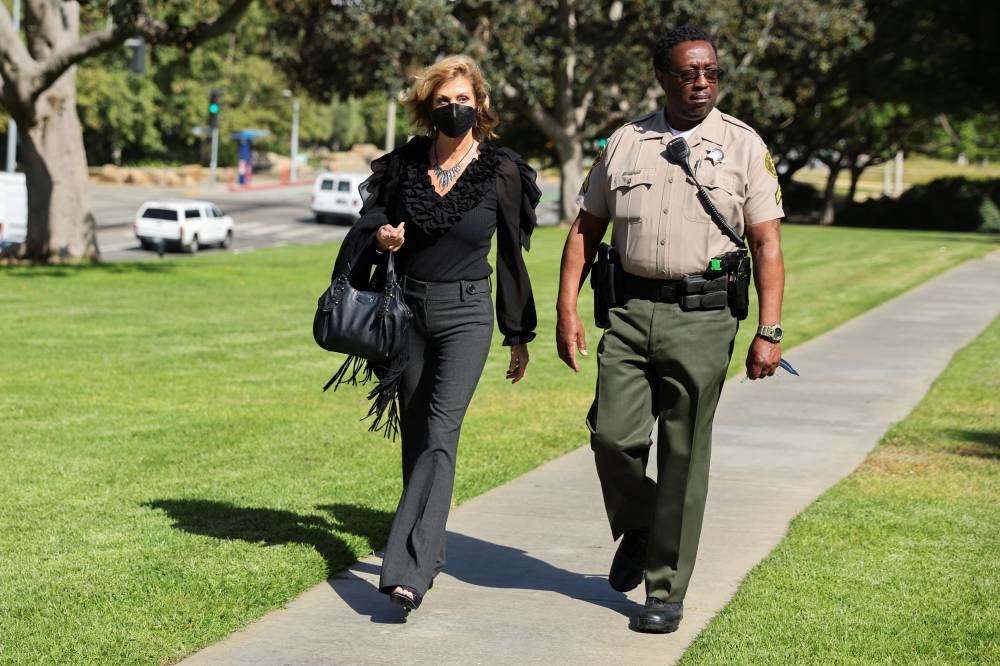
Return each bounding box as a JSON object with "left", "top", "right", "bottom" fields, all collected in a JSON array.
[{"left": 621, "top": 272, "right": 682, "bottom": 303}]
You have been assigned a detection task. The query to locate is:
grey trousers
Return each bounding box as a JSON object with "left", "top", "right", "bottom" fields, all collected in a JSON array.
[{"left": 378, "top": 276, "right": 494, "bottom": 596}]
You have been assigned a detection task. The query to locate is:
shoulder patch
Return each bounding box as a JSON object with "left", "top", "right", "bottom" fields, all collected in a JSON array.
[{"left": 764, "top": 150, "right": 778, "bottom": 179}]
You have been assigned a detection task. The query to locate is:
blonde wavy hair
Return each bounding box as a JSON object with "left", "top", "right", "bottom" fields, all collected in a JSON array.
[{"left": 399, "top": 54, "right": 500, "bottom": 141}]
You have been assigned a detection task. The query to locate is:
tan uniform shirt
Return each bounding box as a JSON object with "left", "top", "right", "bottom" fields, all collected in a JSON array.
[{"left": 580, "top": 107, "right": 784, "bottom": 279}]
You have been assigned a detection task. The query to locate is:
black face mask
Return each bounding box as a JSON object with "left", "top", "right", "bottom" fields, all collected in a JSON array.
[{"left": 431, "top": 103, "right": 478, "bottom": 138}]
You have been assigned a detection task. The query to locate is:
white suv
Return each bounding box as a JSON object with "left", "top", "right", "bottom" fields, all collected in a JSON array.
[
  {"left": 0, "top": 172, "right": 27, "bottom": 249},
  {"left": 310, "top": 172, "right": 367, "bottom": 223},
  {"left": 134, "top": 200, "right": 234, "bottom": 253}
]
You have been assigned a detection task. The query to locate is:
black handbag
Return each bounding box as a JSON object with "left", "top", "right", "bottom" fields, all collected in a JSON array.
[{"left": 313, "top": 252, "right": 411, "bottom": 364}]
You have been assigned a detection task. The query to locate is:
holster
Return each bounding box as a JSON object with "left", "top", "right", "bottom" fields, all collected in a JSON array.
[
  {"left": 725, "top": 248, "right": 752, "bottom": 320},
  {"left": 591, "top": 242, "right": 623, "bottom": 328}
]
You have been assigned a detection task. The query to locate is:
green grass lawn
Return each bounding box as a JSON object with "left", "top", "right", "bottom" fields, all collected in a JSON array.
[
  {"left": 681, "top": 313, "right": 1000, "bottom": 665},
  {"left": 0, "top": 226, "right": 996, "bottom": 664}
]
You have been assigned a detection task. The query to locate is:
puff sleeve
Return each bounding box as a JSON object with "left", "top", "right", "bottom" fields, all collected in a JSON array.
[
  {"left": 495, "top": 148, "right": 540, "bottom": 346},
  {"left": 331, "top": 150, "right": 400, "bottom": 286}
]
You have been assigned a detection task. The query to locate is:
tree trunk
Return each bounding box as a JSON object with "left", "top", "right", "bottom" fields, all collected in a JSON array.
[
  {"left": 846, "top": 153, "right": 875, "bottom": 204},
  {"left": 558, "top": 138, "right": 584, "bottom": 224},
  {"left": 847, "top": 165, "right": 864, "bottom": 203},
  {"left": 819, "top": 164, "right": 840, "bottom": 225},
  {"left": 13, "top": 2, "right": 98, "bottom": 262},
  {"left": 19, "top": 65, "right": 97, "bottom": 262}
]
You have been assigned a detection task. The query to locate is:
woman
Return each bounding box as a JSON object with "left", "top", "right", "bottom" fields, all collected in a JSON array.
[{"left": 330, "top": 55, "right": 540, "bottom": 612}]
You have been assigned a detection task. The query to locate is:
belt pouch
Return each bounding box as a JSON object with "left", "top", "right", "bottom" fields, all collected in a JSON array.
[{"left": 680, "top": 274, "right": 728, "bottom": 311}]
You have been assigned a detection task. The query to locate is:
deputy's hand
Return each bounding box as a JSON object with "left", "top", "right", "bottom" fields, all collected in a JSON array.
[
  {"left": 745, "top": 336, "right": 780, "bottom": 379},
  {"left": 506, "top": 343, "right": 529, "bottom": 383},
  {"left": 556, "top": 310, "right": 588, "bottom": 372},
  {"left": 376, "top": 222, "right": 405, "bottom": 252}
]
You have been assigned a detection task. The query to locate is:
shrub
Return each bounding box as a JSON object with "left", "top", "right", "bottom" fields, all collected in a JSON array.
[{"left": 836, "top": 177, "right": 1000, "bottom": 232}]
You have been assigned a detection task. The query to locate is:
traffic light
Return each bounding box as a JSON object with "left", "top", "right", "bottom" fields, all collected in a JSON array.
[{"left": 208, "top": 89, "right": 221, "bottom": 129}]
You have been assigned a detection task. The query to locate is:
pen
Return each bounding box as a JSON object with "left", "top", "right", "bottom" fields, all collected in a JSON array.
[
  {"left": 739, "top": 357, "right": 799, "bottom": 383},
  {"left": 778, "top": 358, "right": 799, "bottom": 376}
]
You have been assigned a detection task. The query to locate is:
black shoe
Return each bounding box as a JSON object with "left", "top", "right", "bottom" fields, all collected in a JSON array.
[
  {"left": 636, "top": 597, "right": 683, "bottom": 634},
  {"left": 389, "top": 585, "right": 423, "bottom": 612},
  {"left": 608, "top": 528, "right": 648, "bottom": 592}
]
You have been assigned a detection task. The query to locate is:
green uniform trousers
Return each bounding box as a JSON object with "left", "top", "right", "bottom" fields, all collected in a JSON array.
[{"left": 588, "top": 297, "right": 737, "bottom": 602}]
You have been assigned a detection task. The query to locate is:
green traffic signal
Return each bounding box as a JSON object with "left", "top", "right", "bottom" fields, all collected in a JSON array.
[{"left": 208, "top": 90, "right": 221, "bottom": 129}]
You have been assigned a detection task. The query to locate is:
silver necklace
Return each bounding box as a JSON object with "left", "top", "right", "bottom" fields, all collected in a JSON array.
[{"left": 433, "top": 142, "right": 475, "bottom": 189}]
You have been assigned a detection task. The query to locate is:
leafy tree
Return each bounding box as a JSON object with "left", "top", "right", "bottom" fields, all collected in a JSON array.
[
  {"left": 708, "top": 0, "right": 874, "bottom": 185},
  {"left": 463, "top": 0, "right": 677, "bottom": 222},
  {"left": 265, "top": 0, "right": 675, "bottom": 221},
  {"left": 77, "top": 63, "right": 163, "bottom": 164},
  {"left": 718, "top": 0, "right": 1000, "bottom": 222},
  {"left": 70, "top": 3, "right": 385, "bottom": 169},
  {"left": 265, "top": 1, "right": 884, "bottom": 222},
  {"left": 328, "top": 96, "right": 368, "bottom": 150},
  {"left": 0, "top": 0, "right": 254, "bottom": 262},
  {"left": 949, "top": 115, "right": 1000, "bottom": 164}
]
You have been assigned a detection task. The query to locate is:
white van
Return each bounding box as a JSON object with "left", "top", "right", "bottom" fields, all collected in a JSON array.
[
  {"left": 0, "top": 172, "right": 28, "bottom": 248},
  {"left": 134, "top": 200, "right": 234, "bottom": 253},
  {"left": 310, "top": 171, "right": 367, "bottom": 223}
]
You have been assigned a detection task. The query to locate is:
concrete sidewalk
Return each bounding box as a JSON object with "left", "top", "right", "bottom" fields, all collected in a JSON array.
[{"left": 183, "top": 252, "right": 1000, "bottom": 665}]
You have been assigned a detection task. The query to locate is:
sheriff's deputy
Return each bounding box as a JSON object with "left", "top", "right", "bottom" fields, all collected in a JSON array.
[{"left": 556, "top": 24, "right": 786, "bottom": 634}]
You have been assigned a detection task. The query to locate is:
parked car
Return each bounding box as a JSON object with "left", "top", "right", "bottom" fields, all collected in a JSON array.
[
  {"left": 310, "top": 171, "right": 367, "bottom": 223},
  {"left": 0, "top": 172, "right": 27, "bottom": 249},
  {"left": 134, "top": 200, "right": 233, "bottom": 253}
]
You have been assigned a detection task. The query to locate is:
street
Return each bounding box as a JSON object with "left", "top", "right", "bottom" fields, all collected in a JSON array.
[
  {"left": 92, "top": 182, "right": 344, "bottom": 262},
  {"left": 92, "top": 178, "right": 561, "bottom": 262}
]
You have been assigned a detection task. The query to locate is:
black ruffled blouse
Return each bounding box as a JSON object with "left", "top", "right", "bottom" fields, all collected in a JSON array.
[{"left": 335, "top": 136, "right": 540, "bottom": 346}]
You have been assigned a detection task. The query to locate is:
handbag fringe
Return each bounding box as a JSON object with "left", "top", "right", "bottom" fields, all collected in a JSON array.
[
  {"left": 323, "top": 355, "right": 372, "bottom": 391},
  {"left": 323, "top": 345, "right": 408, "bottom": 440}
]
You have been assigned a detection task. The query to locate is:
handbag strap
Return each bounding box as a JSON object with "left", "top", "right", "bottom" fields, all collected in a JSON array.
[{"left": 384, "top": 252, "right": 398, "bottom": 288}]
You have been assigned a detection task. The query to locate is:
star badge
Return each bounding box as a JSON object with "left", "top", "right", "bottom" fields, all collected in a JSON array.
[{"left": 706, "top": 148, "right": 725, "bottom": 166}]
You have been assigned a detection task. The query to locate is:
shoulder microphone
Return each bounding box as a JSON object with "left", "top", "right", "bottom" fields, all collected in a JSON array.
[{"left": 665, "top": 136, "right": 692, "bottom": 168}]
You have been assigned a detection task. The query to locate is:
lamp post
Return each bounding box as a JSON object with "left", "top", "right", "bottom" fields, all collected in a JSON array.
[
  {"left": 5, "top": 0, "right": 21, "bottom": 173},
  {"left": 283, "top": 90, "right": 300, "bottom": 183}
]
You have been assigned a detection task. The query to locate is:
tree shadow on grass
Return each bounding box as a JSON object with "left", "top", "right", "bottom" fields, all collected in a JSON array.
[
  {"left": 946, "top": 429, "right": 1000, "bottom": 459},
  {"left": 144, "top": 499, "right": 392, "bottom": 578},
  {"left": 145, "top": 499, "right": 409, "bottom": 623},
  {"left": 4, "top": 261, "right": 178, "bottom": 277}
]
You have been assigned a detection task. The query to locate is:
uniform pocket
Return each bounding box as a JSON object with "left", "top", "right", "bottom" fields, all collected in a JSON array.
[
  {"left": 684, "top": 169, "right": 738, "bottom": 224},
  {"left": 609, "top": 168, "right": 657, "bottom": 223}
]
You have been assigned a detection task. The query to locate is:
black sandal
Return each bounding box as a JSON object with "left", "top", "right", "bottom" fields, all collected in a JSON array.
[{"left": 389, "top": 585, "right": 423, "bottom": 611}]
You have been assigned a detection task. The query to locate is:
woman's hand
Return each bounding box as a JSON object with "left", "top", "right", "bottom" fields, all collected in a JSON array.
[
  {"left": 506, "top": 343, "right": 529, "bottom": 383},
  {"left": 376, "top": 222, "right": 406, "bottom": 252}
]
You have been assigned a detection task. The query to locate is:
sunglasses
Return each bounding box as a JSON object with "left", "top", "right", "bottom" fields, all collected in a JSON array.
[{"left": 667, "top": 67, "right": 725, "bottom": 84}]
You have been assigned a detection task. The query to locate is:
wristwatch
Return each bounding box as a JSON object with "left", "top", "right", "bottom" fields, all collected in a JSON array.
[{"left": 756, "top": 324, "right": 783, "bottom": 343}]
